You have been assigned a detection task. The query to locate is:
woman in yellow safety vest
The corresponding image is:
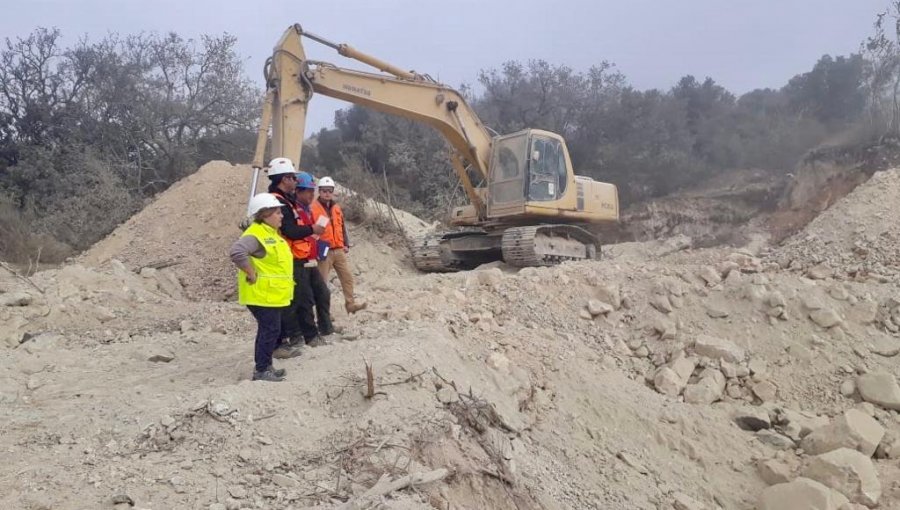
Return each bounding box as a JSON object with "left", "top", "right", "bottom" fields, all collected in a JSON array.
[{"left": 229, "top": 193, "right": 295, "bottom": 382}]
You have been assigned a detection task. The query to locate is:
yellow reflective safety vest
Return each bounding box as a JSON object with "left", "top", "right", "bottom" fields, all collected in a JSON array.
[{"left": 237, "top": 222, "right": 294, "bottom": 307}]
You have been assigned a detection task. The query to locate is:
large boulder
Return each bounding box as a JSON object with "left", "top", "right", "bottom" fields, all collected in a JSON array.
[
  {"left": 692, "top": 335, "right": 745, "bottom": 363},
  {"left": 757, "top": 478, "right": 848, "bottom": 510},
  {"left": 801, "top": 448, "right": 881, "bottom": 507},
  {"left": 800, "top": 410, "right": 884, "bottom": 457},
  {"left": 856, "top": 372, "right": 900, "bottom": 411}
]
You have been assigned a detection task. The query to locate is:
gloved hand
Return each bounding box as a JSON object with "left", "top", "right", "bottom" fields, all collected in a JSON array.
[{"left": 238, "top": 216, "right": 252, "bottom": 230}]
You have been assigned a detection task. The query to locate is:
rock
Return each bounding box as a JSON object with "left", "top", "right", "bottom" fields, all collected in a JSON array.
[
  {"left": 111, "top": 494, "right": 134, "bottom": 505},
  {"left": 854, "top": 402, "right": 875, "bottom": 417},
  {"left": 856, "top": 372, "right": 900, "bottom": 410},
  {"left": 670, "top": 357, "right": 697, "bottom": 381},
  {"left": 757, "top": 459, "right": 793, "bottom": 485},
  {"left": 148, "top": 353, "right": 175, "bottom": 363},
  {"left": 757, "top": 429, "right": 797, "bottom": 450},
  {"left": 766, "top": 291, "right": 787, "bottom": 308},
  {"left": 840, "top": 380, "right": 857, "bottom": 398},
  {"left": 271, "top": 473, "right": 299, "bottom": 488},
  {"left": 651, "top": 317, "right": 677, "bottom": 340},
  {"left": 734, "top": 408, "right": 772, "bottom": 431},
  {"left": 752, "top": 381, "right": 778, "bottom": 403},
  {"left": 810, "top": 309, "right": 842, "bottom": 328},
  {"left": 468, "top": 268, "right": 503, "bottom": 287},
  {"left": 683, "top": 373, "right": 725, "bottom": 405},
  {"left": 578, "top": 308, "right": 592, "bottom": 320},
  {"left": 139, "top": 267, "right": 157, "bottom": 278},
  {"left": 436, "top": 387, "right": 458, "bottom": 404},
  {"left": 758, "top": 478, "right": 849, "bottom": 510},
  {"left": 716, "top": 260, "right": 740, "bottom": 278},
  {"left": 870, "top": 338, "right": 900, "bottom": 357},
  {"left": 672, "top": 492, "right": 706, "bottom": 510},
  {"left": 705, "top": 304, "right": 729, "bottom": 318},
  {"left": 595, "top": 283, "right": 621, "bottom": 309},
  {"left": 179, "top": 320, "right": 196, "bottom": 333},
  {"left": 692, "top": 335, "right": 745, "bottom": 363},
  {"left": 876, "top": 433, "right": 900, "bottom": 459},
  {"left": 93, "top": 305, "right": 116, "bottom": 323},
  {"left": 749, "top": 359, "right": 768, "bottom": 378},
  {"left": 725, "top": 269, "right": 744, "bottom": 286},
  {"left": 828, "top": 286, "right": 849, "bottom": 302},
  {"left": 209, "top": 504, "right": 227, "bottom": 510},
  {"left": 807, "top": 265, "right": 834, "bottom": 280},
  {"left": 802, "top": 448, "right": 881, "bottom": 507},
  {"left": 654, "top": 367, "right": 685, "bottom": 396},
  {"left": 650, "top": 294, "right": 674, "bottom": 313},
  {"left": 698, "top": 266, "right": 722, "bottom": 286},
  {"left": 847, "top": 301, "right": 878, "bottom": 325},
  {"left": 487, "top": 352, "right": 510, "bottom": 372},
  {"left": 780, "top": 409, "right": 829, "bottom": 438},
  {"left": 155, "top": 269, "right": 185, "bottom": 299},
  {"left": 720, "top": 361, "right": 739, "bottom": 379},
  {"left": 227, "top": 486, "right": 247, "bottom": 499},
  {"left": 586, "top": 299, "right": 613, "bottom": 316},
  {"left": 0, "top": 292, "right": 33, "bottom": 307},
  {"left": 800, "top": 409, "right": 884, "bottom": 457}
]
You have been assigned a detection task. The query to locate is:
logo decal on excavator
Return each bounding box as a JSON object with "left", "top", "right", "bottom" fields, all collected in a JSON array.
[{"left": 342, "top": 84, "right": 371, "bottom": 97}]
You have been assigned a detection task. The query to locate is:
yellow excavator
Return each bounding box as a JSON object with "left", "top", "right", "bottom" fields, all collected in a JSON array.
[{"left": 249, "top": 24, "right": 619, "bottom": 271}]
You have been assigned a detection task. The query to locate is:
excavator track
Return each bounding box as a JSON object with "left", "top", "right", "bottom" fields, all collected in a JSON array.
[
  {"left": 410, "top": 234, "right": 453, "bottom": 272},
  {"left": 501, "top": 225, "right": 599, "bottom": 267}
]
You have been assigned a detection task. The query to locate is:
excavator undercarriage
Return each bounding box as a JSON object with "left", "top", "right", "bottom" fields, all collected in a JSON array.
[{"left": 410, "top": 224, "right": 599, "bottom": 272}]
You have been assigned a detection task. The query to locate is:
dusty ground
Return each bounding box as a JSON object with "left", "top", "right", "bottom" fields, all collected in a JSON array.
[{"left": 3, "top": 162, "right": 900, "bottom": 510}]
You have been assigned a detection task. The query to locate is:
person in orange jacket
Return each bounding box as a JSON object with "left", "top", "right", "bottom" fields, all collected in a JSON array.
[
  {"left": 312, "top": 176, "right": 367, "bottom": 314},
  {"left": 267, "top": 158, "right": 333, "bottom": 347}
]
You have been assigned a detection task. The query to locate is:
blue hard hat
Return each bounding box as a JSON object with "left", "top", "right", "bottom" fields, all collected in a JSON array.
[{"left": 295, "top": 171, "right": 316, "bottom": 189}]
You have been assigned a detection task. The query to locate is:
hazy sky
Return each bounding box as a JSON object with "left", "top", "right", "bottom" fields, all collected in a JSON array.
[{"left": 0, "top": 0, "right": 889, "bottom": 131}]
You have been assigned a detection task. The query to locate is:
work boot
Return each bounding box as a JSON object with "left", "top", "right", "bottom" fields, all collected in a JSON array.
[
  {"left": 273, "top": 344, "right": 302, "bottom": 359},
  {"left": 266, "top": 365, "right": 287, "bottom": 377},
  {"left": 318, "top": 325, "right": 335, "bottom": 336},
  {"left": 345, "top": 301, "right": 367, "bottom": 314},
  {"left": 307, "top": 336, "right": 328, "bottom": 348},
  {"left": 252, "top": 369, "right": 285, "bottom": 382}
]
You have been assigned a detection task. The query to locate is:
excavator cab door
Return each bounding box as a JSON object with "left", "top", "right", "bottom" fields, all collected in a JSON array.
[
  {"left": 527, "top": 136, "right": 566, "bottom": 202},
  {"left": 486, "top": 132, "right": 528, "bottom": 218}
]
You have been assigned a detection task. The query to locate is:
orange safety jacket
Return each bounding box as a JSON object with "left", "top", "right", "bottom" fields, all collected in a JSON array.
[
  {"left": 271, "top": 191, "right": 319, "bottom": 261},
  {"left": 311, "top": 199, "right": 348, "bottom": 249}
]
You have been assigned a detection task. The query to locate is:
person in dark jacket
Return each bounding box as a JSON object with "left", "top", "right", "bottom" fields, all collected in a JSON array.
[{"left": 267, "top": 157, "right": 333, "bottom": 348}]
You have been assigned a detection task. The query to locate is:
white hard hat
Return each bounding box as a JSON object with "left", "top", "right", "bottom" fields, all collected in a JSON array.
[
  {"left": 267, "top": 157, "right": 295, "bottom": 177},
  {"left": 247, "top": 193, "right": 283, "bottom": 216},
  {"left": 318, "top": 176, "right": 335, "bottom": 188}
]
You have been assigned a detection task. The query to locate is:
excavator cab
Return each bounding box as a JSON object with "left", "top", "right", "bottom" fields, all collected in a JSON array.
[{"left": 486, "top": 129, "right": 577, "bottom": 219}]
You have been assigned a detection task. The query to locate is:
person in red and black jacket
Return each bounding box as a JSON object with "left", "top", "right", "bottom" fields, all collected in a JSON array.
[{"left": 267, "top": 158, "right": 333, "bottom": 349}]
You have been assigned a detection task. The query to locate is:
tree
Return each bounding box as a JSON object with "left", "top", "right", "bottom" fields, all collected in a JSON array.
[{"left": 0, "top": 27, "right": 260, "bottom": 260}]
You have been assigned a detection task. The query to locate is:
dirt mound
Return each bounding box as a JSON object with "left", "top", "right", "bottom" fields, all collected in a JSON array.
[
  {"left": 81, "top": 161, "right": 428, "bottom": 301},
  {"left": 770, "top": 167, "right": 900, "bottom": 282},
  {"left": 4, "top": 162, "right": 900, "bottom": 509}
]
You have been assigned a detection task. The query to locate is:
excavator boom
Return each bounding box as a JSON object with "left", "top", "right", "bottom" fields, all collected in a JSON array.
[{"left": 253, "top": 24, "right": 490, "bottom": 216}]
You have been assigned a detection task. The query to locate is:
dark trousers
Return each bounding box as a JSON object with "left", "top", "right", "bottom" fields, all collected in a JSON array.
[
  {"left": 282, "top": 260, "right": 332, "bottom": 341},
  {"left": 248, "top": 305, "right": 282, "bottom": 373}
]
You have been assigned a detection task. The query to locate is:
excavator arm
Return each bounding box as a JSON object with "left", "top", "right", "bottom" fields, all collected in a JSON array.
[{"left": 251, "top": 24, "right": 492, "bottom": 216}]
